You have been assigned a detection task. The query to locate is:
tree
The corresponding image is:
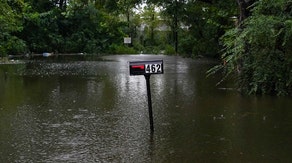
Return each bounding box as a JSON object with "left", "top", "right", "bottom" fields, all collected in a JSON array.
[
  {"left": 146, "top": 0, "right": 237, "bottom": 56},
  {"left": 0, "top": 0, "right": 27, "bottom": 56},
  {"left": 179, "top": 0, "right": 237, "bottom": 57},
  {"left": 147, "top": 0, "right": 186, "bottom": 54},
  {"left": 211, "top": 0, "right": 292, "bottom": 95},
  {"left": 117, "top": 0, "right": 143, "bottom": 37},
  {"left": 236, "top": 0, "right": 255, "bottom": 24},
  {"left": 141, "top": 4, "right": 160, "bottom": 46}
]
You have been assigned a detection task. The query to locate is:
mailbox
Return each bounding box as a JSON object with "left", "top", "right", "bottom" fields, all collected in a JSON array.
[
  {"left": 129, "top": 59, "right": 164, "bottom": 132},
  {"left": 129, "top": 60, "right": 163, "bottom": 76}
]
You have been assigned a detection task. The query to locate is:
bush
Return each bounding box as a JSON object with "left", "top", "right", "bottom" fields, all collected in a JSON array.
[
  {"left": 164, "top": 44, "right": 176, "bottom": 55},
  {"left": 108, "top": 44, "right": 137, "bottom": 54},
  {"left": 211, "top": 0, "right": 292, "bottom": 96},
  {"left": 6, "top": 36, "right": 27, "bottom": 55}
]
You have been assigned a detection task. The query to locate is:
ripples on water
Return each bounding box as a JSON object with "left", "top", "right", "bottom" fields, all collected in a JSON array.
[{"left": 0, "top": 55, "right": 291, "bottom": 162}]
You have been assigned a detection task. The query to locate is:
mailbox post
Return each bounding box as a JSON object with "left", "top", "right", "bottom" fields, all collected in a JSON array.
[{"left": 129, "top": 60, "right": 163, "bottom": 133}]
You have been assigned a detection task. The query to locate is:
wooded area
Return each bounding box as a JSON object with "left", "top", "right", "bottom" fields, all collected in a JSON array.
[
  {"left": 1, "top": 0, "right": 238, "bottom": 56},
  {"left": 0, "top": 0, "right": 291, "bottom": 95}
]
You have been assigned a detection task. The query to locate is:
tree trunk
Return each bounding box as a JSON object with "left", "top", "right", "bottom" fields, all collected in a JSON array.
[
  {"left": 235, "top": 0, "right": 255, "bottom": 74},
  {"left": 174, "top": 0, "right": 178, "bottom": 55},
  {"left": 236, "top": 0, "right": 254, "bottom": 25}
]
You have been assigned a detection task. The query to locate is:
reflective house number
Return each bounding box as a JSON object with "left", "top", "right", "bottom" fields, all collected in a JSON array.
[{"left": 145, "top": 64, "right": 162, "bottom": 74}]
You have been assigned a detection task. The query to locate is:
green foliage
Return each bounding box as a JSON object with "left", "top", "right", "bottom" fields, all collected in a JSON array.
[
  {"left": 16, "top": 0, "right": 128, "bottom": 54},
  {"left": 0, "top": 0, "right": 26, "bottom": 56},
  {"left": 5, "top": 36, "right": 27, "bottom": 55},
  {"left": 0, "top": 0, "right": 142, "bottom": 56},
  {"left": 1, "top": 0, "right": 239, "bottom": 57},
  {"left": 147, "top": 0, "right": 237, "bottom": 57},
  {"left": 108, "top": 44, "right": 137, "bottom": 54},
  {"left": 212, "top": 0, "right": 292, "bottom": 96},
  {"left": 164, "top": 44, "right": 176, "bottom": 55},
  {"left": 132, "top": 41, "right": 144, "bottom": 53}
]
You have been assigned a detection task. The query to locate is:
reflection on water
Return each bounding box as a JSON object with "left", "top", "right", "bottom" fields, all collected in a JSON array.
[{"left": 0, "top": 55, "right": 292, "bottom": 162}]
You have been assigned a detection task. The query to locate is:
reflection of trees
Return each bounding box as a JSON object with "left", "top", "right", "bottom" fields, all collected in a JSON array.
[{"left": 0, "top": 64, "right": 26, "bottom": 108}]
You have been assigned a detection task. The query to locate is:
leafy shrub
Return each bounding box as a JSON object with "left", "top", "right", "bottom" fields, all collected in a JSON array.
[
  {"left": 209, "top": 0, "right": 292, "bottom": 96},
  {"left": 108, "top": 44, "right": 137, "bottom": 54},
  {"left": 6, "top": 36, "right": 27, "bottom": 55},
  {"left": 164, "top": 44, "right": 176, "bottom": 55},
  {"left": 143, "top": 46, "right": 161, "bottom": 54}
]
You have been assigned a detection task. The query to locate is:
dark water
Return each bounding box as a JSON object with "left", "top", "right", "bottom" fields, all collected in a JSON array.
[{"left": 0, "top": 55, "right": 291, "bottom": 162}]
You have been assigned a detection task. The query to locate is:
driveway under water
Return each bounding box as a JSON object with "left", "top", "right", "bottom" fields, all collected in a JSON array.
[{"left": 0, "top": 55, "right": 291, "bottom": 162}]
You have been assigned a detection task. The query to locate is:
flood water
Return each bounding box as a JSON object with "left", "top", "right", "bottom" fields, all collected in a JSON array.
[{"left": 0, "top": 55, "right": 291, "bottom": 162}]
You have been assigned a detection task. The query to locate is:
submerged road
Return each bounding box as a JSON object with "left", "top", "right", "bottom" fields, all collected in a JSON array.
[{"left": 0, "top": 55, "right": 291, "bottom": 162}]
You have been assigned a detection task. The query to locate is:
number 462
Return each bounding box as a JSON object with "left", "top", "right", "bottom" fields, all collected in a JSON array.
[{"left": 145, "top": 64, "right": 162, "bottom": 73}]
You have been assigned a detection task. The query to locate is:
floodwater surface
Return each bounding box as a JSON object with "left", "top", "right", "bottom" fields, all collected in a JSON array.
[{"left": 0, "top": 55, "right": 291, "bottom": 162}]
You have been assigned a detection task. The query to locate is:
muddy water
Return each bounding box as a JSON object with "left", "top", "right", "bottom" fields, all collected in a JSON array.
[{"left": 0, "top": 55, "right": 291, "bottom": 162}]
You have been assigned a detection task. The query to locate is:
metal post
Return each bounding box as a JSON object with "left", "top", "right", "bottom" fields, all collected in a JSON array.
[{"left": 144, "top": 74, "right": 154, "bottom": 133}]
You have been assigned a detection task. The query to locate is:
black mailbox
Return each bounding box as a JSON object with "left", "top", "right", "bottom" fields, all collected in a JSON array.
[
  {"left": 129, "top": 60, "right": 163, "bottom": 76},
  {"left": 129, "top": 59, "right": 164, "bottom": 132}
]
